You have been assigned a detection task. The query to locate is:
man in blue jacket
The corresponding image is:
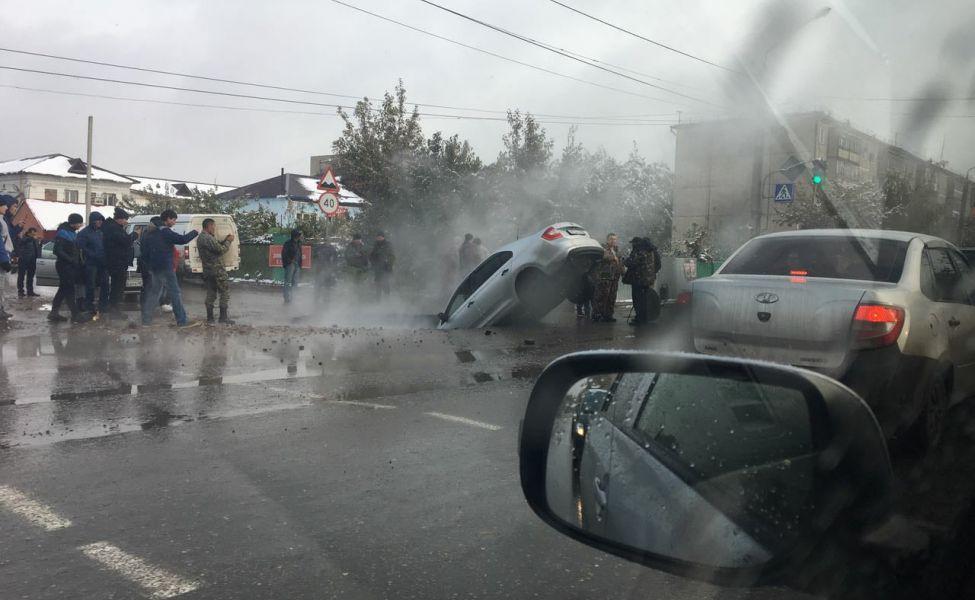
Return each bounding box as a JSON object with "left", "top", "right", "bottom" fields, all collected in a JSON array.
[
  {"left": 141, "top": 209, "right": 200, "bottom": 327},
  {"left": 76, "top": 211, "right": 109, "bottom": 314}
]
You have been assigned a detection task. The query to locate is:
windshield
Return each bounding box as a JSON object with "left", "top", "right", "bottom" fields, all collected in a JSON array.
[{"left": 722, "top": 236, "right": 909, "bottom": 282}]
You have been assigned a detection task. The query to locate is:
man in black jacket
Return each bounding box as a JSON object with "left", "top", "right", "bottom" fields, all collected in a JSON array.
[
  {"left": 16, "top": 228, "right": 40, "bottom": 297},
  {"left": 49, "top": 214, "right": 90, "bottom": 323},
  {"left": 102, "top": 207, "right": 136, "bottom": 316},
  {"left": 281, "top": 229, "right": 303, "bottom": 304}
]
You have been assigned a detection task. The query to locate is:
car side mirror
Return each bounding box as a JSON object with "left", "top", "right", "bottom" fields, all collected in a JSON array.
[{"left": 519, "top": 351, "right": 893, "bottom": 589}]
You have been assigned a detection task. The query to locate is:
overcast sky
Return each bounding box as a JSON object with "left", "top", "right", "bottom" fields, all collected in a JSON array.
[{"left": 0, "top": 0, "right": 972, "bottom": 185}]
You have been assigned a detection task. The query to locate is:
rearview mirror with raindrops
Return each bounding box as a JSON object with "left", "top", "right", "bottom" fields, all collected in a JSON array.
[{"left": 519, "top": 351, "right": 894, "bottom": 588}]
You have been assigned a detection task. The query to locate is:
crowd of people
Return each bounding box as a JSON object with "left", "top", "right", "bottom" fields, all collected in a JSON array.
[{"left": 1, "top": 199, "right": 662, "bottom": 328}]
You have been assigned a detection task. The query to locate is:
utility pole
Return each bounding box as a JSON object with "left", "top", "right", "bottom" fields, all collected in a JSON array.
[
  {"left": 959, "top": 166, "right": 974, "bottom": 245},
  {"left": 85, "top": 116, "right": 93, "bottom": 220}
]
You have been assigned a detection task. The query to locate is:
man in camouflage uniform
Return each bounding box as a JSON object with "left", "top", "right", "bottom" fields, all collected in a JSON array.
[
  {"left": 623, "top": 236, "right": 661, "bottom": 326},
  {"left": 197, "top": 218, "right": 236, "bottom": 324},
  {"left": 591, "top": 233, "right": 624, "bottom": 322}
]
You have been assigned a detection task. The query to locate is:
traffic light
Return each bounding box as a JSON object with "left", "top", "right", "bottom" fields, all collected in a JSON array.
[{"left": 810, "top": 160, "right": 827, "bottom": 186}]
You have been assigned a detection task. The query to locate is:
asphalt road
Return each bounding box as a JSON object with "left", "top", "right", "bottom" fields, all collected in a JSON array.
[{"left": 0, "top": 283, "right": 809, "bottom": 599}]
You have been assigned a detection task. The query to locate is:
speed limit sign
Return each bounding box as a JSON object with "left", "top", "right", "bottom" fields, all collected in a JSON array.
[{"left": 317, "top": 192, "right": 340, "bottom": 216}]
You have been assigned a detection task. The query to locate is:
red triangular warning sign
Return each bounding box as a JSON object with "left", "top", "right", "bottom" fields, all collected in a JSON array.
[{"left": 317, "top": 166, "right": 340, "bottom": 191}]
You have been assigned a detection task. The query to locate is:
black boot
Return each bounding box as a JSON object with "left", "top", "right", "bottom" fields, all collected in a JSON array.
[
  {"left": 206, "top": 306, "right": 215, "bottom": 324},
  {"left": 218, "top": 306, "right": 235, "bottom": 325}
]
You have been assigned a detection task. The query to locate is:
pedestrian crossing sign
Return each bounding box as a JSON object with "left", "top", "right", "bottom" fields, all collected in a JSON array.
[{"left": 774, "top": 183, "right": 795, "bottom": 202}]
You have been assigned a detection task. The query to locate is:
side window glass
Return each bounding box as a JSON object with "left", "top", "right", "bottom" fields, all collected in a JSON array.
[
  {"left": 920, "top": 252, "right": 938, "bottom": 300},
  {"left": 926, "top": 248, "right": 961, "bottom": 303},
  {"left": 607, "top": 372, "right": 653, "bottom": 429},
  {"left": 41, "top": 242, "right": 55, "bottom": 259},
  {"left": 443, "top": 251, "right": 512, "bottom": 319},
  {"left": 948, "top": 249, "right": 975, "bottom": 304}
]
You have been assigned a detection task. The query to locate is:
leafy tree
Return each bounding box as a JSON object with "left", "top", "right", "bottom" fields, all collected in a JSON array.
[{"left": 774, "top": 179, "right": 890, "bottom": 230}]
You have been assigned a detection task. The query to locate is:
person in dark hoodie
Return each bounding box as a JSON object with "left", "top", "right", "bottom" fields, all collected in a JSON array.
[
  {"left": 76, "top": 211, "right": 109, "bottom": 314},
  {"left": 16, "top": 228, "right": 41, "bottom": 297},
  {"left": 141, "top": 209, "right": 199, "bottom": 327},
  {"left": 281, "top": 228, "right": 303, "bottom": 304},
  {"left": 49, "top": 214, "right": 90, "bottom": 323},
  {"left": 622, "top": 236, "right": 661, "bottom": 326},
  {"left": 369, "top": 231, "right": 395, "bottom": 299},
  {"left": 101, "top": 206, "right": 137, "bottom": 316}
]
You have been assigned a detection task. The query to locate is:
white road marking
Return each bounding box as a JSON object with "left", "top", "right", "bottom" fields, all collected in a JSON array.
[
  {"left": 0, "top": 485, "right": 72, "bottom": 531},
  {"left": 264, "top": 386, "right": 396, "bottom": 410},
  {"left": 425, "top": 412, "right": 502, "bottom": 431},
  {"left": 79, "top": 542, "right": 200, "bottom": 599},
  {"left": 329, "top": 400, "right": 396, "bottom": 410}
]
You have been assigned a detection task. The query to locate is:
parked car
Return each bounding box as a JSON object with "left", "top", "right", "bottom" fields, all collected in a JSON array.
[
  {"left": 438, "top": 223, "right": 604, "bottom": 329},
  {"left": 34, "top": 241, "right": 142, "bottom": 296},
  {"left": 690, "top": 228, "right": 975, "bottom": 447},
  {"left": 127, "top": 213, "right": 240, "bottom": 277}
]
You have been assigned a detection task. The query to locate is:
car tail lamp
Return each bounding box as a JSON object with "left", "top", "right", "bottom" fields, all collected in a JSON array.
[
  {"left": 183, "top": 247, "right": 190, "bottom": 260},
  {"left": 541, "top": 226, "right": 563, "bottom": 241},
  {"left": 676, "top": 291, "right": 693, "bottom": 305},
  {"left": 851, "top": 304, "right": 905, "bottom": 349}
]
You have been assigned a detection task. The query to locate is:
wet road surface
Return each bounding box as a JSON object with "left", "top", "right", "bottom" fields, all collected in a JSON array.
[{"left": 0, "top": 284, "right": 806, "bottom": 599}]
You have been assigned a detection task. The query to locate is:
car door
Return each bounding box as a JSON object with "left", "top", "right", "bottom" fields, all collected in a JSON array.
[
  {"left": 925, "top": 246, "right": 975, "bottom": 396},
  {"left": 945, "top": 247, "right": 975, "bottom": 395},
  {"left": 440, "top": 252, "right": 512, "bottom": 327},
  {"left": 461, "top": 251, "right": 514, "bottom": 323},
  {"left": 33, "top": 242, "right": 58, "bottom": 287}
]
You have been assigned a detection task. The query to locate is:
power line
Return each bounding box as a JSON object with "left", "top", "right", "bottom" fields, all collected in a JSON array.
[
  {"left": 547, "top": 0, "right": 739, "bottom": 73},
  {"left": 328, "top": 0, "right": 693, "bottom": 108},
  {"left": 0, "top": 45, "right": 693, "bottom": 121},
  {"left": 0, "top": 83, "right": 683, "bottom": 126},
  {"left": 412, "top": 0, "right": 722, "bottom": 107}
]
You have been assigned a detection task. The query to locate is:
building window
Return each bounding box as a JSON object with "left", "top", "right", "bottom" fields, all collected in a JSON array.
[
  {"left": 65, "top": 189, "right": 79, "bottom": 203},
  {"left": 103, "top": 193, "right": 117, "bottom": 205},
  {"left": 838, "top": 135, "right": 861, "bottom": 165},
  {"left": 815, "top": 123, "right": 828, "bottom": 160},
  {"left": 44, "top": 189, "right": 57, "bottom": 202}
]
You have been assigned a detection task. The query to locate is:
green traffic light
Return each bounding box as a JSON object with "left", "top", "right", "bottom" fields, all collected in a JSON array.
[{"left": 812, "top": 174, "right": 823, "bottom": 185}]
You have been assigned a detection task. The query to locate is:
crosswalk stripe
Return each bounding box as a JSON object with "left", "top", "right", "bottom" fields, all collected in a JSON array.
[
  {"left": 79, "top": 541, "right": 200, "bottom": 599},
  {"left": 0, "top": 485, "right": 72, "bottom": 531}
]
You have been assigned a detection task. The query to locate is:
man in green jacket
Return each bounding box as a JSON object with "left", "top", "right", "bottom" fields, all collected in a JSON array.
[{"left": 197, "top": 218, "right": 235, "bottom": 324}]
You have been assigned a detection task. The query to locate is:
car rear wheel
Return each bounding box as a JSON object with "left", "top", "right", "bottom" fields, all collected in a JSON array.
[{"left": 913, "top": 374, "right": 948, "bottom": 451}]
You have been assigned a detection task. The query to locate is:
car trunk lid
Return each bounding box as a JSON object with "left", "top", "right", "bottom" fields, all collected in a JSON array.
[{"left": 692, "top": 275, "right": 872, "bottom": 369}]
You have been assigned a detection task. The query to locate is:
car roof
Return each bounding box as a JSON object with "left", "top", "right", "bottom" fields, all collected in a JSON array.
[{"left": 755, "top": 228, "right": 944, "bottom": 244}]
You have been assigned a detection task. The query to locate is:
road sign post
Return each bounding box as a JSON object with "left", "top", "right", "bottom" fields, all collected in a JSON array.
[{"left": 316, "top": 165, "right": 341, "bottom": 217}]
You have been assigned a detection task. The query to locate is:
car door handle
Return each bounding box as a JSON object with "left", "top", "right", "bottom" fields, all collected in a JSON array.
[
  {"left": 467, "top": 301, "right": 475, "bottom": 307},
  {"left": 593, "top": 476, "right": 608, "bottom": 509},
  {"left": 501, "top": 269, "right": 509, "bottom": 276},
  {"left": 949, "top": 317, "right": 961, "bottom": 327}
]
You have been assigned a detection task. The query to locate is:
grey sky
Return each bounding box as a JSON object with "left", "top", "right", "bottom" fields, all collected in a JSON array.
[{"left": 0, "top": 0, "right": 972, "bottom": 185}]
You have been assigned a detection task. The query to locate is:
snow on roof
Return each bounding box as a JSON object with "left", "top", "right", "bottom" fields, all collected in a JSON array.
[
  {"left": 129, "top": 176, "right": 237, "bottom": 197},
  {"left": 21, "top": 199, "right": 93, "bottom": 231},
  {"left": 0, "top": 154, "right": 136, "bottom": 184},
  {"left": 291, "top": 174, "right": 365, "bottom": 205}
]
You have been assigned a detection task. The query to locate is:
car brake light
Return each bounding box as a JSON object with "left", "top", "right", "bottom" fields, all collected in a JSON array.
[
  {"left": 676, "top": 291, "right": 693, "bottom": 305},
  {"left": 790, "top": 269, "right": 808, "bottom": 283},
  {"left": 851, "top": 304, "right": 905, "bottom": 349},
  {"left": 183, "top": 247, "right": 190, "bottom": 260},
  {"left": 541, "top": 226, "right": 563, "bottom": 241}
]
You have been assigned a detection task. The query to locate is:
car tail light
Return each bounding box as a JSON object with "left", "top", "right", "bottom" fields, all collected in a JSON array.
[
  {"left": 541, "top": 226, "right": 563, "bottom": 241},
  {"left": 851, "top": 303, "right": 905, "bottom": 349},
  {"left": 676, "top": 291, "right": 693, "bottom": 305},
  {"left": 183, "top": 247, "right": 190, "bottom": 260},
  {"left": 789, "top": 269, "right": 808, "bottom": 283}
]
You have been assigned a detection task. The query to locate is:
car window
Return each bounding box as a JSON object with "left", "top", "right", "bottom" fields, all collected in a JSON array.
[
  {"left": 444, "top": 251, "right": 513, "bottom": 318},
  {"left": 920, "top": 252, "right": 938, "bottom": 300},
  {"left": 40, "top": 242, "right": 54, "bottom": 259},
  {"left": 606, "top": 372, "right": 653, "bottom": 429},
  {"left": 630, "top": 374, "right": 813, "bottom": 482},
  {"left": 722, "top": 236, "right": 908, "bottom": 283},
  {"left": 948, "top": 248, "right": 975, "bottom": 304},
  {"left": 925, "top": 247, "right": 966, "bottom": 303}
]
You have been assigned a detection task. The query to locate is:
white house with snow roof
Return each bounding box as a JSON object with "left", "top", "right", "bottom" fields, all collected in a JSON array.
[
  {"left": 0, "top": 153, "right": 137, "bottom": 206},
  {"left": 126, "top": 176, "right": 238, "bottom": 206}
]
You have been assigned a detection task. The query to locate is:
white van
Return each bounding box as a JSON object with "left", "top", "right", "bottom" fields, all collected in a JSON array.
[{"left": 128, "top": 213, "right": 240, "bottom": 275}]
